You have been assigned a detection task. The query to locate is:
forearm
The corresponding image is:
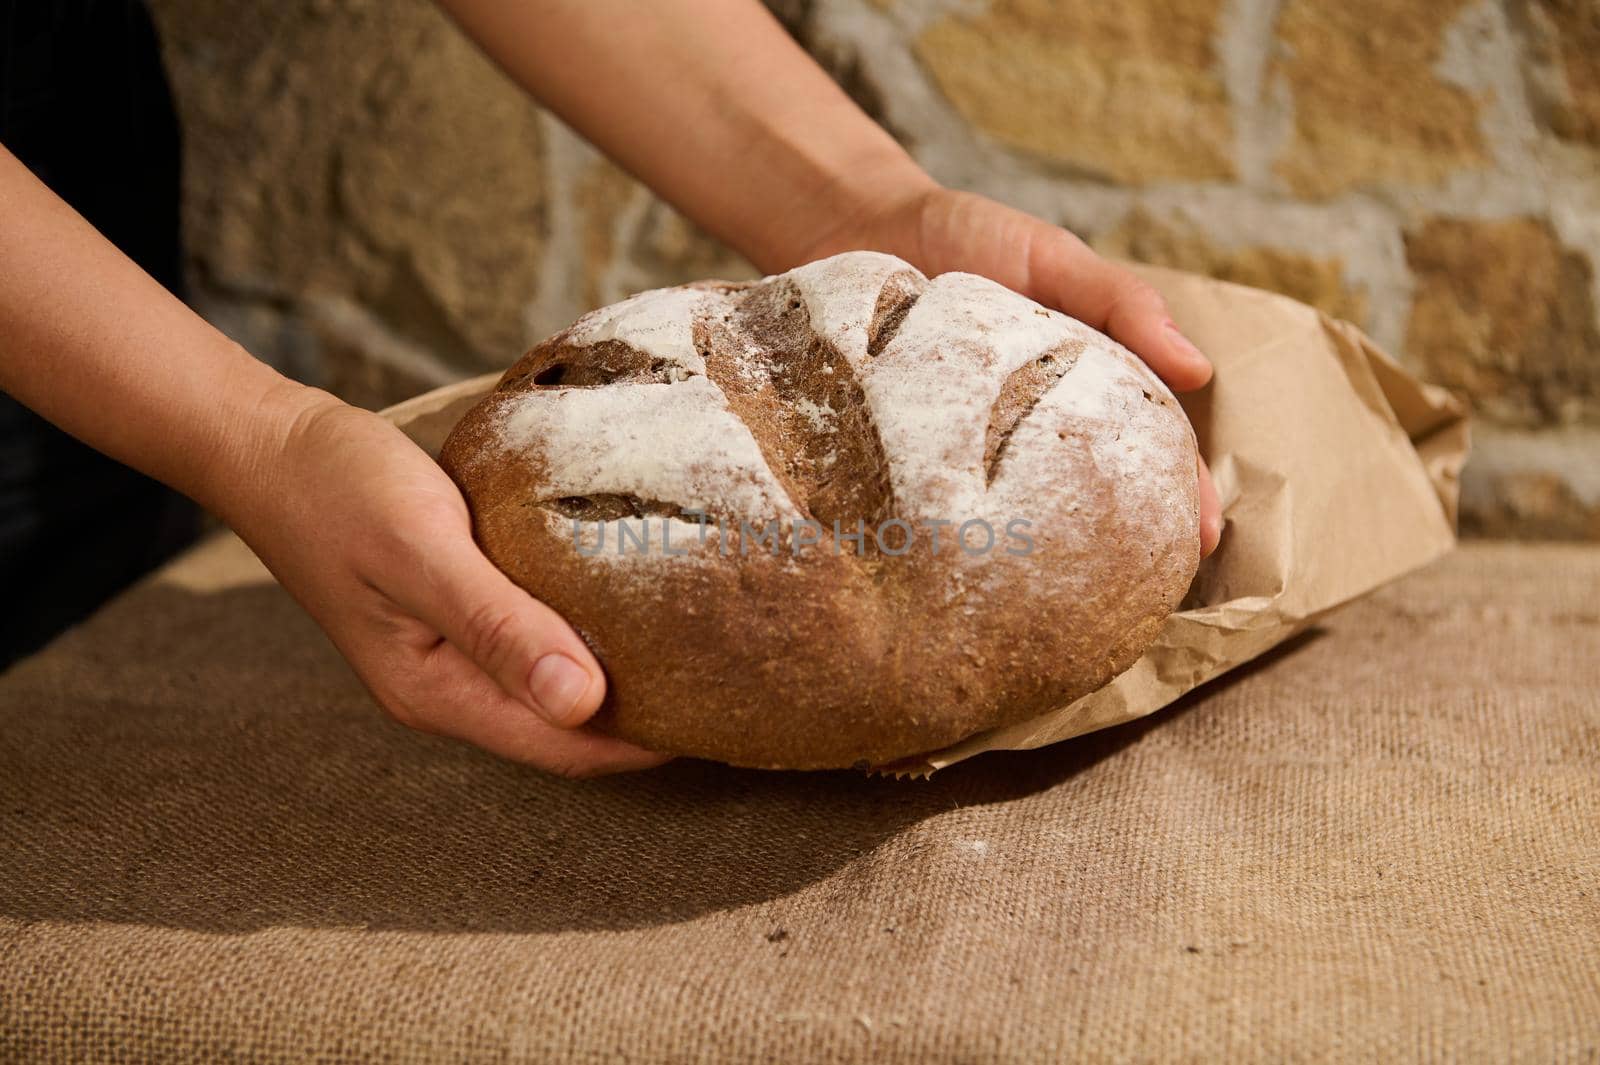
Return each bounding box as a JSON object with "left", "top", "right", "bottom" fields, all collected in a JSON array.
[
  {"left": 0, "top": 145, "right": 320, "bottom": 521},
  {"left": 434, "top": 0, "right": 935, "bottom": 271}
]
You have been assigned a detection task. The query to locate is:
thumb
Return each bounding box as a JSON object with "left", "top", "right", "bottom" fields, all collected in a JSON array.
[{"left": 392, "top": 537, "right": 608, "bottom": 729}]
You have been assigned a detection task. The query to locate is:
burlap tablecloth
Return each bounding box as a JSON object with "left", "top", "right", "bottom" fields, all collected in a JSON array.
[{"left": 3, "top": 534, "right": 1597, "bottom": 1062}]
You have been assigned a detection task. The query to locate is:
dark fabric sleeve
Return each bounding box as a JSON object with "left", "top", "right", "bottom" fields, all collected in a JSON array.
[{"left": 0, "top": 0, "right": 201, "bottom": 668}]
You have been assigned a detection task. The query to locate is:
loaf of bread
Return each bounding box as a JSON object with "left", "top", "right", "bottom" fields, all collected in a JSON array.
[{"left": 440, "top": 251, "right": 1199, "bottom": 769}]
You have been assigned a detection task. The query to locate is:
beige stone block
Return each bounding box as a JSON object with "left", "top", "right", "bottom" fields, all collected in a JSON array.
[
  {"left": 150, "top": 0, "right": 546, "bottom": 368},
  {"left": 573, "top": 160, "right": 754, "bottom": 310},
  {"left": 1271, "top": 0, "right": 1488, "bottom": 198},
  {"left": 1404, "top": 216, "right": 1600, "bottom": 427},
  {"left": 1093, "top": 208, "right": 1368, "bottom": 326},
  {"left": 629, "top": 202, "right": 756, "bottom": 287},
  {"left": 1463, "top": 469, "right": 1600, "bottom": 539},
  {"left": 914, "top": 0, "right": 1235, "bottom": 182},
  {"left": 1460, "top": 425, "right": 1600, "bottom": 540},
  {"left": 1511, "top": 0, "right": 1600, "bottom": 145},
  {"left": 575, "top": 161, "right": 643, "bottom": 311}
]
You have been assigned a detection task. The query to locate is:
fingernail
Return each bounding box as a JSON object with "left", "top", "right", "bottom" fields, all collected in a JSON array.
[
  {"left": 528, "top": 653, "right": 591, "bottom": 727},
  {"left": 1200, "top": 510, "right": 1223, "bottom": 556},
  {"left": 1164, "top": 321, "right": 1209, "bottom": 366}
]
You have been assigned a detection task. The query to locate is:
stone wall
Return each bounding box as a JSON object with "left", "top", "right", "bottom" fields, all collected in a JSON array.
[{"left": 146, "top": 0, "right": 1600, "bottom": 538}]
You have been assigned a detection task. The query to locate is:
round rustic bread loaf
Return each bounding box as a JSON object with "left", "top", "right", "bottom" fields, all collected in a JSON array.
[{"left": 439, "top": 251, "right": 1200, "bottom": 769}]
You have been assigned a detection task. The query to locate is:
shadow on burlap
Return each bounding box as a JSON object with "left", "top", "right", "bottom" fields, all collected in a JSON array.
[{"left": 2, "top": 535, "right": 1597, "bottom": 1061}]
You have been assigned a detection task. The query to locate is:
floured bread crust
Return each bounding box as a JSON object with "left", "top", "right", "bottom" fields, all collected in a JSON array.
[{"left": 440, "top": 252, "right": 1199, "bottom": 769}]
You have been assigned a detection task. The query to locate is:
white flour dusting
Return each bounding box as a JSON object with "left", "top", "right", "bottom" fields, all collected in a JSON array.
[
  {"left": 478, "top": 251, "right": 1187, "bottom": 564},
  {"left": 493, "top": 378, "right": 798, "bottom": 523},
  {"left": 860, "top": 272, "right": 1112, "bottom": 518},
  {"left": 790, "top": 396, "right": 837, "bottom": 434},
  {"left": 789, "top": 251, "right": 918, "bottom": 369},
  {"left": 563, "top": 286, "right": 724, "bottom": 376}
]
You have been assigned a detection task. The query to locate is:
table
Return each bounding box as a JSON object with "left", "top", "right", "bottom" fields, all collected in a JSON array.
[{"left": 3, "top": 535, "right": 1597, "bottom": 1062}]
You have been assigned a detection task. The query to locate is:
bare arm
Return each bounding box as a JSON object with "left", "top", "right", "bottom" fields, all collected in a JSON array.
[
  {"left": 432, "top": 0, "right": 930, "bottom": 273},
  {"left": 0, "top": 1, "right": 1217, "bottom": 777},
  {"left": 0, "top": 145, "right": 665, "bottom": 777},
  {"left": 436, "top": 0, "right": 1220, "bottom": 549},
  {"left": 0, "top": 147, "right": 290, "bottom": 513}
]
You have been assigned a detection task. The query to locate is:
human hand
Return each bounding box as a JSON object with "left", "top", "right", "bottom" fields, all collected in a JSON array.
[
  {"left": 424, "top": 1, "right": 1217, "bottom": 552},
  {"left": 218, "top": 385, "right": 671, "bottom": 778},
  {"left": 813, "top": 186, "right": 1224, "bottom": 556}
]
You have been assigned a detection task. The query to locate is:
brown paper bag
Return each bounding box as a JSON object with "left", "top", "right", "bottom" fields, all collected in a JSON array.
[{"left": 380, "top": 266, "right": 1469, "bottom": 776}]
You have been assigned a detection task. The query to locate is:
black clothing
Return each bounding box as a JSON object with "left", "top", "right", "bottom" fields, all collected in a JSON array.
[{"left": 1, "top": 0, "right": 199, "bottom": 667}]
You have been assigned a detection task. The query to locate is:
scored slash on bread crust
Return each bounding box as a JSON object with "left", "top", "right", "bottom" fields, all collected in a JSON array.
[{"left": 439, "top": 252, "right": 1200, "bottom": 770}]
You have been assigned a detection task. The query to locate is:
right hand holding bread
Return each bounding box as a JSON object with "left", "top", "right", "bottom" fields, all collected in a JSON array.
[{"left": 798, "top": 186, "right": 1224, "bottom": 558}]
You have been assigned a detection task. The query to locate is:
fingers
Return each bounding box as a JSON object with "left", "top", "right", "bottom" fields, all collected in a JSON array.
[
  {"left": 1197, "top": 455, "right": 1222, "bottom": 557},
  {"left": 1030, "top": 228, "right": 1213, "bottom": 392},
  {"left": 1104, "top": 286, "right": 1214, "bottom": 393},
  {"left": 335, "top": 570, "right": 670, "bottom": 778},
  {"left": 909, "top": 190, "right": 1212, "bottom": 391},
  {"left": 1029, "top": 228, "right": 1222, "bottom": 555},
  {"left": 252, "top": 402, "right": 657, "bottom": 776},
  {"left": 400, "top": 637, "right": 671, "bottom": 778},
  {"left": 383, "top": 532, "right": 610, "bottom": 730}
]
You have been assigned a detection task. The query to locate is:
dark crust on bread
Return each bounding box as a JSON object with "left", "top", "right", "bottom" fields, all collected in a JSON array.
[{"left": 439, "top": 256, "right": 1200, "bottom": 769}]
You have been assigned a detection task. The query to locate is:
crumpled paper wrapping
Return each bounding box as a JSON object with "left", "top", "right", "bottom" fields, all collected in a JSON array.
[{"left": 380, "top": 265, "right": 1469, "bottom": 777}]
